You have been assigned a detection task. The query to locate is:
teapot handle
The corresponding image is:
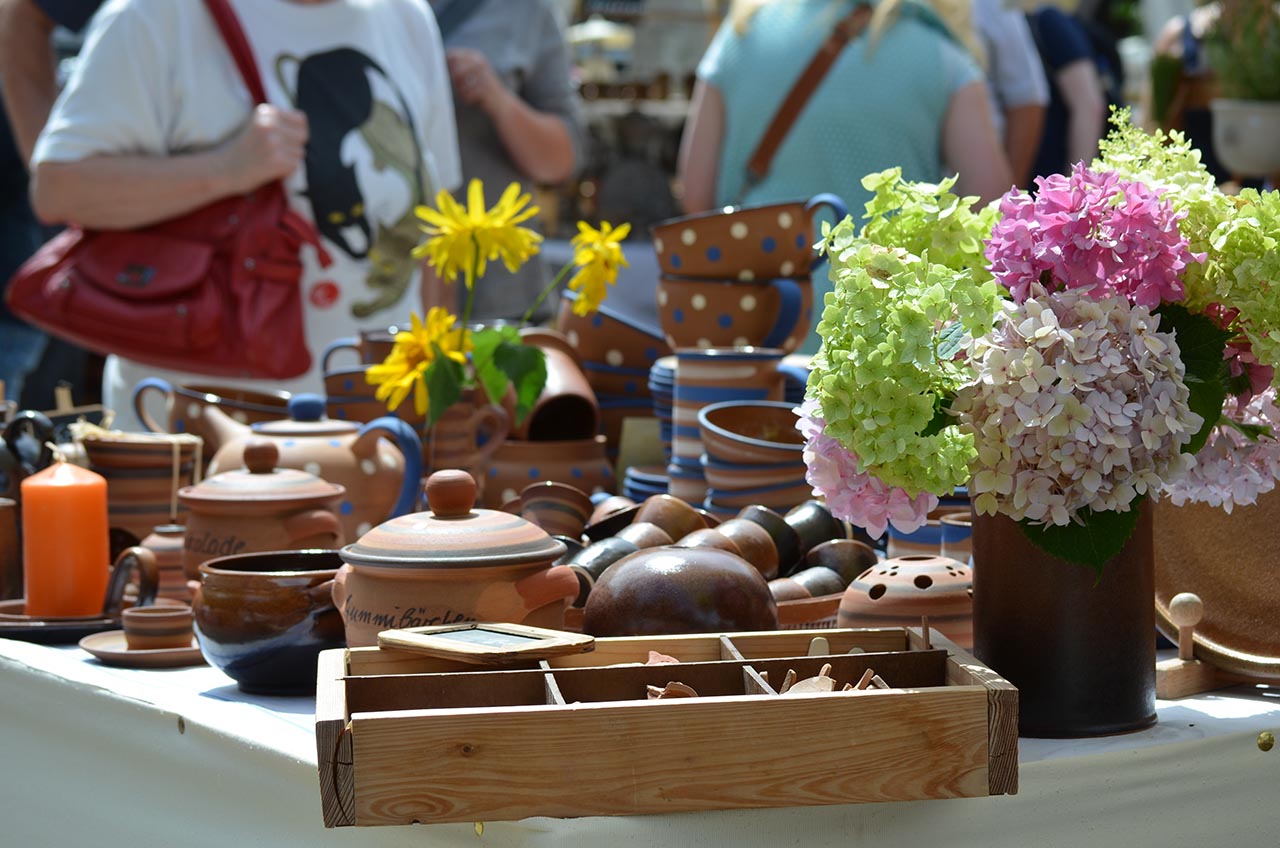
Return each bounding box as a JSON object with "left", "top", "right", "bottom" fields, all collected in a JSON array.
[
  {"left": 131, "top": 377, "right": 174, "bottom": 434},
  {"left": 104, "top": 546, "right": 160, "bottom": 616},
  {"left": 282, "top": 509, "right": 344, "bottom": 547},
  {"left": 321, "top": 336, "right": 361, "bottom": 373},
  {"left": 353, "top": 416, "right": 424, "bottom": 518},
  {"left": 469, "top": 404, "right": 511, "bottom": 469}
]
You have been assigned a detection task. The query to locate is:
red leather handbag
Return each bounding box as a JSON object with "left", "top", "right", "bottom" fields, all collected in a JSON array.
[{"left": 4, "top": 0, "right": 328, "bottom": 380}]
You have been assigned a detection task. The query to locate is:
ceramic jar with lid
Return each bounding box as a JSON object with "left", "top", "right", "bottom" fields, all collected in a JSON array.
[
  {"left": 177, "top": 439, "right": 346, "bottom": 579},
  {"left": 204, "top": 394, "right": 422, "bottom": 542},
  {"left": 333, "top": 469, "right": 580, "bottom": 647}
]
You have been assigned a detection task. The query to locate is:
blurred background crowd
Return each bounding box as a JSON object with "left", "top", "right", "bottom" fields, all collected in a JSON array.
[{"left": 0, "top": 0, "right": 1271, "bottom": 420}]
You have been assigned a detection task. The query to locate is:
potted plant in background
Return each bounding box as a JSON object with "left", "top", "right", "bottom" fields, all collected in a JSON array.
[
  {"left": 798, "top": 110, "right": 1280, "bottom": 736},
  {"left": 365, "top": 179, "right": 629, "bottom": 489},
  {"left": 1205, "top": 0, "right": 1280, "bottom": 178}
]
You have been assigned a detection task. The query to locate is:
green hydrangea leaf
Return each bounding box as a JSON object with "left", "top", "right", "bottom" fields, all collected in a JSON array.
[
  {"left": 423, "top": 346, "right": 465, "bottom": 428},
  {"left": 1017, "top": 496, "right": 1144, "bottom": 577},
  {"left": 1156, "top": 303, "right": 1233, "bottom": 455}
]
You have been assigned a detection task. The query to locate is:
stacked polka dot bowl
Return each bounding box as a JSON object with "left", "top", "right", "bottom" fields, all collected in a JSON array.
[{"left": 649, "top": 194, "right": 846, "bottom": 352}]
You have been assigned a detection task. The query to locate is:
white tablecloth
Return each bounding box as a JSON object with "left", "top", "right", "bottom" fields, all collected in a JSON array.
[{"left": 0, "top": 638, "right": 1276, "bottom": 847}]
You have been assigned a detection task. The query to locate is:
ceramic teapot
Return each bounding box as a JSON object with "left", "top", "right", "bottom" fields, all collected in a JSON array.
[
  {"left": 333, "top": 469, "right": 580, "bottom": 647},
  {"left": 205, "top": 394, "right": 421, "bottom": 542},
  {"left": 177, "top": 440, "right": 346, "bottom": 580}
]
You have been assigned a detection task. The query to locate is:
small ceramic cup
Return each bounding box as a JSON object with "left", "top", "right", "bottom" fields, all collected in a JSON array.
[{"left": 122, "top": 604, "right": 194, "bottom": 651}]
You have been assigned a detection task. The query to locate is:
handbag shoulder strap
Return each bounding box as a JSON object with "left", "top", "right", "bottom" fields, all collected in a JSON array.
[
  {"left": 203, "top": 0, "right": 268, "bottom": 105},
  {"left": 739, "top": 3, "right": 873, "bottom": 201}
]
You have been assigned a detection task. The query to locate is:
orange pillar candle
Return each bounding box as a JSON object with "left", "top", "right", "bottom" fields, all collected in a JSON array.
[{"left": 21, "top": 460, "right": 110, "bottom": 617}]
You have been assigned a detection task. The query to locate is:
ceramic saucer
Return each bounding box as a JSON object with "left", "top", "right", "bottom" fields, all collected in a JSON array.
[{"left": 79, "top": 630, "right": 206, "bottom": 669}]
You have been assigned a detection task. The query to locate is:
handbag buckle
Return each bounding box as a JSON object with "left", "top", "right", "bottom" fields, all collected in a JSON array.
[{"left": 116, "top": 264, "right": 156, "bottom": 288}]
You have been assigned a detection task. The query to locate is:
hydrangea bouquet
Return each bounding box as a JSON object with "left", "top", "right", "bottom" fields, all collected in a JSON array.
[
  {"left": 801, "top": 111, "right": 1280, "bottom": 572},
  {"left": 366, "top": 179, "right": 628, "bottom": 426}
]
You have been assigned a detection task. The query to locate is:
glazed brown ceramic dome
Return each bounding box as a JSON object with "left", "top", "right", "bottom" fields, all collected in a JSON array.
[{"left": 583, "top": 545, "right": 778, "bottom": 636}]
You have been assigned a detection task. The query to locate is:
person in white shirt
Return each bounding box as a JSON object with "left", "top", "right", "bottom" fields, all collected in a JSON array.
[{"left": 29, "top": 0, "right": 462, "bottom": 430}]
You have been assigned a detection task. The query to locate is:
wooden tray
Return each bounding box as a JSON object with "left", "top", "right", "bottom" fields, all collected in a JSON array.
[
  {"left": 315, "top": 626, "right": 1017, "bottom": 827},
  {"left": 1154, "top": 495, "right": 1280, "bottom": 681}
]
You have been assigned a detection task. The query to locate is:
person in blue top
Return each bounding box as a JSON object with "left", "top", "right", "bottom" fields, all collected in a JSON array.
[
  {"left": 677, "top": 0, "right": 1011, "bottom": 355},
  {"left": 1024, "top": 3, "right": 1107, "bottom": 180}
]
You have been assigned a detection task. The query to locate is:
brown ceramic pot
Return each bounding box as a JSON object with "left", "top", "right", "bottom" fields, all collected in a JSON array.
[
  {"left": 428, "top": 388, "right": 512, "bottom": 494},
  {"left": 138, "top": 524, "right": 191, "bottom": 602},
  {"left": 333, "top": 470, "right": 578, "bottom": 647},
  {"left": 193, "top": 549, "right": 345, "bottom": 694},
  {"left": 206, "top": 395, "right": 422, "bottom": 544},
  {"left": 178, "top": 440, "right": 346, "bottom": 580},
  {"left": 971, "top": 505, "right": 1156, "bottom": 737},
  {"left": 81, "top": 434, "right": 199, "bottom": 547},
  {"left": 512, "top": 328, "right": 599, "bottom": 442}
]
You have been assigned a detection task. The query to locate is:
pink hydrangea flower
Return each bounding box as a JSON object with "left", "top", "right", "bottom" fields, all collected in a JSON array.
[
  {"left": 1164, "top": 388, "right": 1280, "bottom": 512},
  {"left": 796, "top": 399, "right": 938, "bottom": 538},
  {"left": 985, "top": 163, "right": 1203, "bottom": 308}
]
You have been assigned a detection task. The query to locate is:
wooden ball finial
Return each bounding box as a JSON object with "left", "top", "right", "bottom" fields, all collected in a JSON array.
[
  {"left": 1170, "top": 592, "right": 1204, "bottom": 661},
  {"left": 1169, "top": 592, "right": 1204, "bottom": 629},
  {"left": 425, "top": 469, "right": 477, "bottom": 517},
  {"left": 243, "top": 439, "right": 279, "bottom": 475}
]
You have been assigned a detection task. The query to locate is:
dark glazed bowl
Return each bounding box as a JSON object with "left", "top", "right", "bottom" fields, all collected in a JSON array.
[
  {"left": 583, "top": 545, "right": 778, "bottom": 636},
  {"left": 193, "top": 549, "right": 344, "bottom": 694}
]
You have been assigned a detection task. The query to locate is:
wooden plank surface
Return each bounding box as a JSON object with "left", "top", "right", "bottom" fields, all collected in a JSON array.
[
  {"left": 314, "top": 649, "right": 355, "bottom": 828},
  {"left": 348, "top": 686, "right": 990, "bottom": 824},
  {"left": 908, "top": 627, "right": 1019, "bottom": 795}
]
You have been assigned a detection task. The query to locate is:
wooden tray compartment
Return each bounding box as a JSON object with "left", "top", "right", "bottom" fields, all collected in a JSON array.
[{"left": 317, "top": 627, "right": 1017, "bottom": 828}]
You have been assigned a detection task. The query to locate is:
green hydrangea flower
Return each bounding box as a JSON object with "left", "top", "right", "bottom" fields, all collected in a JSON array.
[{"left": 810, "top": 174, "right": 1002, "bottom": 497}]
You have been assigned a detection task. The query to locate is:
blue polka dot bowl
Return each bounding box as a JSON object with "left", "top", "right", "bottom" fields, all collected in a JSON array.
[
  {"left": 658, "top": 275, "right": 812, "bottom": 353},
  {"left": 555, "top": 292, "right": 670, "bottom": 379},
  {"left": 649, "top": 194, "right": 847, "bottom": 280},
  {"left": 482, "top": 434, "right": 614, "bottom": 509}
]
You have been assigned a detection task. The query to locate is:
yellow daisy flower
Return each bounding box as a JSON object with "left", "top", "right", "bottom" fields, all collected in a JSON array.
[
  {"left": 365, "top": 307, "right": 471, "bottom": 417},
  {"left": 413, "top": 179, "right": 543, "bottom": 289},
  {"left": 566, "top": 221, "right": 630, "bottom": 316}
]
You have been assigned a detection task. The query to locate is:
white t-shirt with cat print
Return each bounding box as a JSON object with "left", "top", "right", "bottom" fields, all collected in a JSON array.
[{"left": 33, "top": 0, "right": 462, "bottom": 430}]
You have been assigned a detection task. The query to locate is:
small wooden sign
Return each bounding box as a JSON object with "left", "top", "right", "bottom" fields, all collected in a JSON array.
[{"left": 376, "top": 622, "right": 595, "bottom": 665}]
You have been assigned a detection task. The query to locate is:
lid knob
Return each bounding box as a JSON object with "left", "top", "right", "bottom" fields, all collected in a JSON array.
[
  {"left": 289, "top": 394, "right": 326, "bottom": 422},
  {"left": 426, "top": 469, "right": 477, "bottom": 517},
  {"left": 243, "top": 439, "right": 279, "bottom": 474}
]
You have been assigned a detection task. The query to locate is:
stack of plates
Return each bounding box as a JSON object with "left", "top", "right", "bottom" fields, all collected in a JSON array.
[
  {"left": 648, "top": 356, "right": 676, "bottom": 461},
  {"left": 623, "top": 465, "right": 669, "bottom": 501}
]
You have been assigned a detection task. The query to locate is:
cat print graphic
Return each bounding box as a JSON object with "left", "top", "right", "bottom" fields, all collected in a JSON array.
[{"left": 277, "top": 47, "right": 435, "bottom": 318}]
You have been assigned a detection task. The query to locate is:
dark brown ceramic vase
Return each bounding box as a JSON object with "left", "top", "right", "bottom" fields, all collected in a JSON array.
[{"left": 971, "top": 503, "right": 1156, "bottom": 738}]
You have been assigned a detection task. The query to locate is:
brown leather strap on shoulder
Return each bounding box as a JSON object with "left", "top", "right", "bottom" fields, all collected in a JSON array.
[{"left": 740, "top": 4, "right": 873, "bottom": 198}]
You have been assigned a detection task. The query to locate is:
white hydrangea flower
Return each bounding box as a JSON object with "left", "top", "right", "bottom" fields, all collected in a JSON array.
[{"left": 954, "top": 289, "right": 1203, "bottom": 526}]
